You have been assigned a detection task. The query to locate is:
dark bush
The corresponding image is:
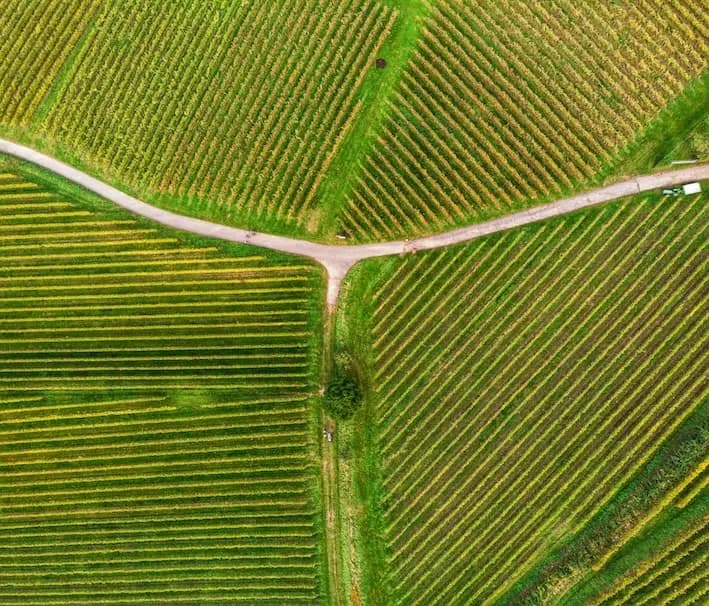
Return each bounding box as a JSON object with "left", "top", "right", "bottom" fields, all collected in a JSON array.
[{"left": 324, "top": 375, "right": 362, "bottom": 420}]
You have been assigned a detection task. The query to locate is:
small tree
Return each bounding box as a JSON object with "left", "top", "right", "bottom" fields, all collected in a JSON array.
[{"left": 324, "top": 375, "right": 362, "bottom": 420}]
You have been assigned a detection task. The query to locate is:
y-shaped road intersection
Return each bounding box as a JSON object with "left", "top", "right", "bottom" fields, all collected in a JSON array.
[{"left": 1, "top": 139, "right": 707, "bottom": 309}]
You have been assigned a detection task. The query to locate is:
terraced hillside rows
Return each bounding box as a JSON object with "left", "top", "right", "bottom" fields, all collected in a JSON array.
[
  {"left": 342, "top": 0, "right": 709, "bottom": 240},
  {"left": 19, "top": 0, "right": 395, "bottom": 236},
  {"left": 358, "top": 192, "right": 708, "bottom": 604},
  {"left": 582, "top": 514, "right": 709, "bottom": 606},
  {"left": 0, "top": 171, "right": 325, "bottom": 604}
]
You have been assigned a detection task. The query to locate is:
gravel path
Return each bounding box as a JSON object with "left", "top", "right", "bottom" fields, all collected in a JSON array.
[{"left": 2, "top": 139, "right": 707, "bottom": 308}]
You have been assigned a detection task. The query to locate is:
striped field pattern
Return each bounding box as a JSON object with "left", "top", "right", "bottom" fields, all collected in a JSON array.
[
  {"left": 342, "top": 0, "right": 709, "bottom": 240},
  {"left": 585, "top": 514, "right": 709, "bottom": 606},
  {"left": 0, "top": 172, "right": 324, "bottom": 603},
  {"left": 1, "top": 0, "right": 706, "bottom": 242},
  {"left": 363, "top": 193, "right": 708, "bottom": 604},
  {"left": 0, "top": 0, "right": 103, "bottom": 126},
  {"left": 41, "top": 0, "right": 396, "bottom": 234},
  {"left": 0, "top": 172, "right": 322, "bottom": 391}
]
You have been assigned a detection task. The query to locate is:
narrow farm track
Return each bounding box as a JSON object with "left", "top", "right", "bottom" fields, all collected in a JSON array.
[{"left": 1, "top": 139, "right": 708, "bottom": 309}]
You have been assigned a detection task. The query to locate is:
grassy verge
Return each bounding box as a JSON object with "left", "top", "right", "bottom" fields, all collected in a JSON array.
[
  {"left": 498, "top": 399, "right": 709, "bottom": 606},
  {"left": 324, "top": 286, "right": 369, "bottom": 606},
  {"left": 336, "top": 421, "right": 363, "bottom": 606},
  {"left": 1, "top": 152, "right": 332, "bottom": 599},
  {"left": 0, "top": 124, "right": 323, "bottom": 241},
  {"left": 3, "top": 65, "right": 704, "bottom": 245},
  {"left": 316, "top": 0, "right": 433, "bottom": 238},
  {"left": 30, "top": 11, "right": 100, "bottom": 126},
  {"left": 319, "top": 308, "right": 343, "bottom": 606},
  {"left": 601, "top": 73, "right": 709, "bottom": 176},
  {"left": 334, "top": 258, "right": 400, "bottom": 606},
  {"left": 558, "top": 487, "right": 709, "bottom": 605},
  {"left": 0, "top": 151, "right": 328, "bottom": 269},
  {"left": 311, "top": 296, "right": 330, "bottom": 606}
]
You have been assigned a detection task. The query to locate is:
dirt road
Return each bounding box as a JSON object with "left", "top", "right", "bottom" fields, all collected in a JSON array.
[{"left": 1, "top": 138, "right": 707, "bottom": 308}]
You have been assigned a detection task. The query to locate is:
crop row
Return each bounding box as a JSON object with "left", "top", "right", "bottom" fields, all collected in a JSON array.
[
  {"left": 37, "top": 0, "right": 396, "bottom": 234},
  {"left": 396, "top": 246, "right": 706, "bottom": 603},
  {"left": 0, "top": 175, "right": 323, "bottom": 602},
  {"left": 589, "top": 515, "right": 709, "bottom": 606},
  {"left": 395, "top": 233, "right": 706, "bottom": 602},
  {"left": 0, "top": 392, "right": 321, "bottom": 602},
  {"left": 0, "top": 175, "right": 321, "bottom": 392},
  {"left": 343, "top": 0, "right": 709, "bottom": 240},
  {"left": 676, "top": 472, "right": 709, "bottom": 509},
  {"left": 0, "top": 0, "right": 103, "bottom": 126},
  {"left": 365, "top": 194, "right": 707, "bottom": 604}
]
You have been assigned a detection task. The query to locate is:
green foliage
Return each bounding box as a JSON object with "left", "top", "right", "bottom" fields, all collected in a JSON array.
[
  {"left": 689, "top": 129, "right": 709, "bottom": 160},
  {"left": 340, "top": 1, "right": 708, "bottom": 242},
  {"left": 504, "top": 403, "right": 709, "bottom": 606},
  {"left": 334, "top": 351, "right": 355, "bottom": 375},
  {"left": 3, "top": 0, "right": 398, "bottom": 240},
  {"left": 356, "top": 193, "right": 707, "bottom": 604},
  {"left": 0, "top": 171, "right": 325, "bottom": 602},
  {"left": 325, "top": 375, "right": 362, "bottom": 421},
  {"left": 2, "top": 0, "right": 705, "bottom": 244},
  {"left": 610, "top": 75, "right": 709, "bottom": 174}
]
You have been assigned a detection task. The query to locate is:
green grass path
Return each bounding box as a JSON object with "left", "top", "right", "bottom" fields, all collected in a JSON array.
[{"left": 316, "top": 0, "right": 432, "bottom": 239}]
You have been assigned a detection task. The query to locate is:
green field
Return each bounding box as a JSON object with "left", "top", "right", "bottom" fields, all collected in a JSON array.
[
  {"left": 564, "top": 504, "right": 709, "bottom": 605},
  {"left": 0, "top": 0, "right": 706, "bottom": 241},
  {"left": 341, "top": 0, "right": 709, "bottom": 240},
  {"left": 1, "top": 0, "right": 397, "bottom": 238},
  {"left": 1, "top": 2, "right": 708, "bottom": 605},
  {"left": 340, "top": 191, "right": 708, "bottom": 604},
  {"left": 0, "top": 168, "right": 326, "bottom": 604},
  {"left": 0, "top": 0, "right": 104, "bottom": 126}
]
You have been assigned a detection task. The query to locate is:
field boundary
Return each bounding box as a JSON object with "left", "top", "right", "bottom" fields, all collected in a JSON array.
[{"left": 1, "top": 138, "right": 707, "bottom": 311}]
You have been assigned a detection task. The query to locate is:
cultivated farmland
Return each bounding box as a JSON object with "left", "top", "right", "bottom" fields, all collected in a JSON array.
[
  {"left": 351, "top": 192, "right": 708, "bottom": 604},
  {"left": 342, "top": 0, "right": 709, "bottom": 240},
  {"left": 7, "top": 0, "right": 396, "bottom": 237},
  {"left": 0, "top": 170, "right": 325, "bottom": 603},
  {"left": 581, "top": 513, "right": 709, "bottom": 606},
  {"left": 1, "top": 1, "right": 706, "bottom": 241},
  {"left": 0, "top": 0, "right": 103, "bottom": 126},
  {"left": 1, "top": 1, "right": 709, "bottom": 604}
]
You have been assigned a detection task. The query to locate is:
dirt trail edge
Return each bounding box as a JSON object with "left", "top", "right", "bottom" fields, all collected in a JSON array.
[{"left": 2, "top": 139, "right": 708, "bottom": 311}]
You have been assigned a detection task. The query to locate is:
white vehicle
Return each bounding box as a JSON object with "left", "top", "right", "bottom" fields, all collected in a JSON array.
[{"left": 682, "top": 182, "right": 702, "bottom": 195}]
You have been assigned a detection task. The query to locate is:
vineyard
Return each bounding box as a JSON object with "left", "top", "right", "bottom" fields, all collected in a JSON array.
[
  {"left": 342, "top": 0, "right": 709, "bottom": 240},
  {"left": 0, "top": 0, "right": 103, "bottom": 127},
  {"left": 354, "top": 192, "right": 708, "bottom": 604},
  {"left": 1, "top": 1, "right": 709, "bottom": 604},
  {"left": 1, "top": 0, "right": 707, "bottom": 241},
  {"left": 0, "top": 169, "right": 325, "bottom": 603},
  {"left": 32, "top": 0, "right": 394, "bottom": 236},
  {"left": 578, "top": 512, "right": 709, "bottom": 606}
]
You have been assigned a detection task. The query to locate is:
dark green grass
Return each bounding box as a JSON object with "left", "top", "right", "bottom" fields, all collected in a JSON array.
[
  {"left": 334, "top": 258, "right": 403, "bottom": 606},
  {"left": 603, "top": 74, "right": 709, "bottom": 176},
  {"left": 558, "top": 487, "right": 708, "bottom": 605},
  {"left": 315, "top": 0, "right": 433, "bottom": 237}
]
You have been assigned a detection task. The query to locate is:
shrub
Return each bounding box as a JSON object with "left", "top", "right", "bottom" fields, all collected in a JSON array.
[{"left": 324, "top": 375, "right": 362, "bottom": 420}]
